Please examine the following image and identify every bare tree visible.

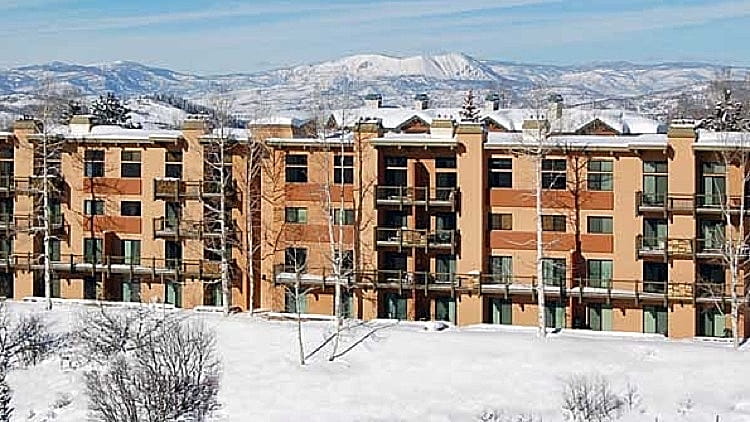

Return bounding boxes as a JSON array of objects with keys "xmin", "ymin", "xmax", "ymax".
[
  {"xmin": 697, "ymin": 88, "xmax": 750, "ymax": 348},
  {"xmin": 561, "ymin": 374, "xmax": 626, "ymax": 422},
  {"xmin": 83, "ymin": 313, "xmax": 220, "ymax": 421}
]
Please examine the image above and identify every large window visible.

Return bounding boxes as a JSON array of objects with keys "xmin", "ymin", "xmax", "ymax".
[
  {"xmin": 84, "ymin": 200, "xmax": 105, "ymax": 216},
  {"xmin": 122, "ymin": 239, "xmax": 141, "ymax": 265},
  {"xmin": 165, "ymin": 241, "xmax": 182, "ymax": 269},
  {"xmin": 284, "ymin": 247, "xmax": 307, "ymax": 273},
  {"xmin": 700, "ymin": 161, "xmax": 726, "ymax": 207},
  {"xmin": 121, "ymin": 150, "xmax": 141, "ymax": 178},
  {"xmin": 285, "ymin": 207, "xmax": 308, "ymax": 224},
  {"xmin": 333, "ymin": 155, "xmax": 353, "ymax": 184},
  {"xmin": 285, "ymin": 154, "xmax": 308, "ymax": 183},
  {"xmin": 587, "ymin": 160, "xmax": 613, "ymax": 191},
  {"xmin": 587, "ymin": 259, "xmax": 612, "ymax": 288},
  {"xmin": 165, "ymin": 150, "xmax": 183, "ymax": 179},
  {"xmin": 332, "ymin": 208, "xmax": 355, "ymax": 225},
  {"xmin": 335, "ymin": 249, "xmax": 354, "ymax": 273},
  {"xmin": 384, "ymin": 157, "xmax": 407, "ymax": 186},
  {"xmin": 84, "ymin": 238, "xmax": 103, "ymax": 264},
  {"xmin": 0, "ymin": 147, "xmax": 13, "ymax": 190},
  {"xmin": 588, "ymin": 216, "xmax": 613, "ymax": 234},
  {"xmin": 120, "ymin": 201, "xmax": 141, "ymax": 217},
  {"xmin": 489, "ymin": 158, "xmax": 512, "ymax": 188},
  {"xmin": 542, "ymin": 159, "xmax": 566, "ymax": 190},
  {"xmin": 542, "ymin": 258, "xmax": 566, "ymax": 286},
  {"xmin": 489, "ymin": 256, "xmax": 512, "ymax": 283},
  {"xmin": 490, "ymin": 213, "xmax": 512, "ymax": 230},
  {"xmin": 84, "ymin": 150, "xmax": 104, "ymax": 177},
  {"xmin": 542, "ymin": 215, "xmax": 566, "ymax": 232},
  {"xmin": 643, "ymin": 161, "xmax": 667, "ymax": 206}
]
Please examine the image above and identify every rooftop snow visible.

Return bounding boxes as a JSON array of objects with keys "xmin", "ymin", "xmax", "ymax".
[
  {"xmin": 694, "ymin": 129, "xmax": 750, "ymax": 149},
  {"xmin": 65, "ymin": 125, "xmax": 182, "ymax": 141},
  {"xmin": 485, "ymin": 132, "xmax": 667, "ymax": 150},
  {"xmin": 248, "ymin": 116, "xmax": 308, "ymax": 127}
]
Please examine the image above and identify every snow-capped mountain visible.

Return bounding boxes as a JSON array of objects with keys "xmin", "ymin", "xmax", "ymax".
[{"xmin": 0, "ymin": 53, "xmax": 747, "ymax": 120}]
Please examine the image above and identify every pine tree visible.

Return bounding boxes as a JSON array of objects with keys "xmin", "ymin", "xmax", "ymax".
[
  {"xmin": 91, "ymin": 92, "xmax": 132, "ymax": 126},
  {"xmin": 0, "ymin": 369, "xmax": 12, "ymax": 422},
  {"xmin": 460, "ymin": 90, "xmax": 480, "ymax": 122}
]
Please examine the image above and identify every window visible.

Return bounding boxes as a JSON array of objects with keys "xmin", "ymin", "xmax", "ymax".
[
  {"xmin": 489, "ymin": 256, "xmax": 512, "ymax": 283},
  {"xmin": 542, "ymin": 159, "xmax": 566, "ymax": 189},
  {"xmin": 643, "ymin": 262, "xmax": 667, "ymax": 293},
  {"xmin": 120, "ymin": 201, "xmax": 141, "ymax": 217},
  {"xmin": 490, "ymin": 213, "xmax": 512, "ymax": 230},
  {"xmin": 643, "ymin": 161, "xmax": 667, "ymax": 206},
  {"xmin": 488, "ymin": 298, "xmax": 512, "ymax": 324},
  {"xmin": 542, "ymin": 215, "xmax": 566, "ymax": 232},
  {"xmin": 0, "ymin": 237, "xmax": 11, "ymax": 259},
  {"xmin": 0, "ymin": 198, "xmax": 12, "ymax": 221},
  {"xmin": 384, "ymin": 156, "xmax": 407, "ymax": 186},
  {"xmin": 122, "ymin": 240, "xmax": 141, "ymax": 265},
  {"xmin": 334, "ymin": 155, "xmax": 353, "ymax": 184},
  {"xmin": 165, "ymin": 241, "xmax": 182, "ymax": 269},
  {"xmin": 84, "ymin": 238, "xmax": 103, "ymax": 264},
  {"xmin": 335, "ymin": 249, "xmax": 354, "ymax": 273},
  {"xmin": 588, "ymin": 303, "xmax": 613, "ymax": 331},
  {"xmin": 435, "ymin": 254, "xmax": 456, "ymax": 283},
  {"xmin": 285, "ymin": 154, "xmax": 308, "ymax": 183},
  {"xmin": 587, "ymin": 259, "xmax": 612, "ymax": 288},
  {"xmin": 643, "ymin": 305, "xmax": 668, "ymax": 335},
  {"xmin": 385, "ymin": 157, "xmax": 407, "ymax": 168},
  {"xmin": 165, "ymin": 150, "xmax": 182, "ymax": 179},
  {"xmin": 587, "ymin": 160, "xmax": 613, "ymax": 191},
  {"xmin": 489, "ymin": 158, "xmax": 512, "ymax": 188},
  {"xmin": 542, "ymin": 258, "xmax": 566, "ymax": 286},
  {"xmin": 700, "ymin": 161, "xmax": 726, "ymax": 207},
  {"xmin": 285, "ymin": 207, "xmax": 308, "ymax": 224},
  {"xmin": 49, "ymin": 239, "xmax": 60, "ymax": 262},
  {"xmin": 121, "ymin": 150, "xmax": 141, "ymax": 178},
  {"xmin": 588, "ymin": 216, "xmax": 613, "ymax": 234},
  {"xmin": 84, "ymin": 150, "xmax": 104, "ymax": 177},
  {"xmin": 332, "ymin": 208, "xmax": 355, "ymax": 225},
  {"xmin": 0, "ymin": 147, "xmax": 13, "ymax": 190},
  {"xmin": 284, "ymin": 247, "xmax": 307, "ymax": 273},
  {"xmin": 435, "ymin": 157, "xmax": 456, "ymax": 169},
  {"xmin": 435, "ymin": 297, "xmax": 456, "ymax": 323},
  {"xmin": 84, "ymin": 200, "xmax": 105, "ymax": 216},
  {"xmin": 0, "ymin": 273, "xmax": 12, "ymax": 299}
]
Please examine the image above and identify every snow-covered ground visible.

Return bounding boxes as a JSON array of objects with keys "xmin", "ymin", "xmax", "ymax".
[{"xmin": 6, "ymin": 301, "xmax": 750, "ymax": 421}]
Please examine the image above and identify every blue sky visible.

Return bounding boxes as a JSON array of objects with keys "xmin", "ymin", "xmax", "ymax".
[{"xmin": 1, "ymin": 0, "xmax": 749, "ymax": 73}]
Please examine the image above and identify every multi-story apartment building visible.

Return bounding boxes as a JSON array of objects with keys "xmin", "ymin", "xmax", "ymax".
[
  {"xmin": 0, "ymin": 115, "xmax": 255, "ymax": 310},
  {"xmin": 260, "ymin": 94, "xmax": 750, "ymax": 339}
]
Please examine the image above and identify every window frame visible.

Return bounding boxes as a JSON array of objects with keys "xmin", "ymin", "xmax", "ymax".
[
  {"xmin": 284, "ymin": 207, "xmax": 308, "ymax": 224},
  {"xmin": 490, "ymin": 213, "xmax": 512, "ymax": 230},
  {"xmin": 542, "ymin": 159, "xmax": 567, "ymax": 190},
  {"xmin": 120, "ymin": 150, "xmax": 141, "ymax": 178},
  {"xmin": 120, "ymin": 201, "xmax": 142, "ymax": 217},
  {"xmin": 489, "ymin": 157, "xmax": 512, "ymax": 188},
  {"xmin": 84, "ymin": 199, "xmax": 105, "ymax": 216},
  {"xmin": 285, "ymin": 154, "xmax": 308, "ymax": 183},
  {"xmin": 587, "ymin": 159, "xmax": 613, "ymax": 191},
  {"xmin": 84, "ymin": 150, "xmax": 105, "ymax": 178},
  {"xmin": 333, "ymin": 155, "xmax": 354, "ymax": 184},
  {"xmin": 541, "ymin": 215, "xmax": 566, "ymax": 232},
  {"xmin": 587, "ymin": 216, "xmax": 613, "ymax": 234},
  {"xmin": 332, "ymin": 208, "xmax": 355, "ymax": 225}
]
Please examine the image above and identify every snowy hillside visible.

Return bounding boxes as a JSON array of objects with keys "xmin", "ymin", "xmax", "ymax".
[
  {"xmin": 0, "ymin": 53, "xmax": 748, "ymax": 119},
  {"xmin": 6, "ymin": 301, "xmax": 750, "ymax": 421}
]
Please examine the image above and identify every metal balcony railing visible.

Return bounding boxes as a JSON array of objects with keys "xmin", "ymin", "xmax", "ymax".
[
  {"xmin": 375, "ymin": 227, "xmax": 458, "ymax": 250},
  {"xmin": 375, "ymin": 185, "xmax": 459, "ymax": 209},
  {"xmin": 153, "ymin": 178, "xmax": 237, "ymax": 201},
  {"xmin": 636, "ymin": 235, "xmax": 693, "ymax": 259}
]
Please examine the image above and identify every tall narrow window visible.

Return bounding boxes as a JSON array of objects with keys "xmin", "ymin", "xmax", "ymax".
[
  {"xmin": 587, "ymin": 160, "xmax": 613, "ymax": 191},
  {"xmin": 285, "ymin": 154, "xmax": 308, "ymax": 183},
  {"xmin": 122, "ymin": 239, "xmax": 141, "ymax": 265},
  {"xmin": 334, "ymin": 155, "xmax": 353, "ymax": 184},
  {"xmin": 700, "ymin": 161, "xmax": 726, "ymax": 207},
  {"xmin": 121, "ymin": 150, "xmax": 141, "ymax": 178},
  {"xmin": 0, "ymin": 146, "xmax": 13, "ymax": 190},
  {"xmin": 84, "ymin": 238, "xmax": 103, "ymax": 264},
  {"xmin": 165, "ymin": 240, "xmax": 182, "ymax": 269},
  {"xmin": 643, "ymin": 161, "xmax": 668, "ymax": 207},
  {"xmin": 84, "ymin": 150, "xmax": 105, "ymax": 177},
  {"xmin": 542, "ymin": 159, "xmax": 566, "ymax": 190},
  {"xmin": 587, "ymin": 259, "xmax": 613, "ymax": 288},
  {"xmin": 165, "ymin": 150, "xmax": 183, "ymax": 179},
  {"xmin": 284, "ymin": 247, "xmax": 307, "ymax": 273},
  {"xmin": 489, "ymin": 158, "xmax": 512, "ymax": 188},
  {"xmin": 542, "ymin": 258, "xmax": 566, "ymax": 286}
]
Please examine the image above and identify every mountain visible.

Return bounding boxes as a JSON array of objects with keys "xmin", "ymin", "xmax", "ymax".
[{"xmin": 0, "ymin": 53, "xmax": 748, "ymax": 123}]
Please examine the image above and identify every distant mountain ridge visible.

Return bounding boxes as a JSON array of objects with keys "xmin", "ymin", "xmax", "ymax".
[{"xmin": 0, "ymin": 52, "xmax": 748, "ymax": 118}]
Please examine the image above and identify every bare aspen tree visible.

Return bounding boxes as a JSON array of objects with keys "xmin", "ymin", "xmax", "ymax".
[
  {"xmin": 205, "ymin": 94, "xmax": 237, "ymax": 315},
  {"xmin": 698, "ymin": 87, "xmax": 750, "ymax": 348}
]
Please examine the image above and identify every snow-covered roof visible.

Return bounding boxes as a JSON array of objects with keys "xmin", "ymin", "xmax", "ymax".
[
  {"xmin": 694, "ymin": 129, "xmax": 750, "ymax": 150},
  {"xmin": 205, "ymin": 128, "xmax": 250, "ymax": 141},
  {"xmin": 371, "ymin": 132, "xmax": 458, "ymax": 147},
  {"xmin": 485, "ymin": 133, "xmax": 667, "ymax": 151},
  {"xmin": 330, "ymin": 106, "xmax": 665, "ymax": 135},
  {"xmin": 62, "ymin": 125, "xmax": 182, "ymax": 142},
  {"xmin": 248, "ymin": 116, "xmax": 309, "ymax": 127},
  {"xmin": 267, "ymin": 132, "xmax": 353, "ymax": 147}
]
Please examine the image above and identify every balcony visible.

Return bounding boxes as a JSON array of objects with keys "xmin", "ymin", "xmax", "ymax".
[
  {"xmin": 375, "ymin": 228, "xmax": 458, "ymax": 251},
  {"xmin": 153, "ymin": 217, "xmax": 240, "ymax": 240},
  {"xmin": 153, "ymin": 178, "xmax": 237, "ymax": 201},
  {"xmin": 15, "ymin": 176, "xmax": 64, "ymax": 196},
  {"xmin": 636, "ymin": 235, "xmax": 693, "ymax": 259},
  {"xmin": 375, "ymin": 186, "xmax": 459, "ymax": 210},
  {"xmin": 0, "ymin": 176, "xmax": 14, "ymax": 196},
  {"xmin": 635, "ymin": 192, "xmax": 693, "ymax": 214},
  {"xmin": 695, "ymin": 194, "xmax": 750, "ymax": 214}
]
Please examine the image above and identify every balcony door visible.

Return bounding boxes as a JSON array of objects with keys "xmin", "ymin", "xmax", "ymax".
[
  {"xmin": 643, "ymin": 262, "xmax": 667, "ymax": 293},
  {"xmin": 643, "ymin": 219, "xmax": 667, "ymax": 250},
  {"xmin": 435, "ymin": 254, "xmax": 455, "ymax": 283},
  {"xmin": 643, "ymin": 161, "xmax": 667, "ymax": 206},
  {"xmin": 383, "ymin": 292, "xmax": 407, "ymax": 320},
  {"xmin": 643, "ymin": 305, "xmax": 668, "ymax": 335},
  {"xmin": 435, "ymin": 297, "xmax": 456, "ymax": 323},
  {"xmin": 700, "ymin": 161, "xmax": 726, "ymax": 207}
]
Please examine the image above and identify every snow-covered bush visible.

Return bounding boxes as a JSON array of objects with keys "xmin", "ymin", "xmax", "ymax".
[
  {"xmin": 0, "ymin": 369, "xmax": 11, "ymax": 422},
  {"xmin": 478, "ymin": 409, "xmax": 539, "ymax": 422},
  {"xmin": 83, "ymin": 313, "xmax": 221, "ymax": 422},
  {"xmin": 561, "ymin": 374, "xmax": 626, "ymax": 422}
]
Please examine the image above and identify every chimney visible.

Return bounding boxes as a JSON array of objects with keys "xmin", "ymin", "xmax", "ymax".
[
  {"xmin": 413, "ymin": 93, "xmax": 429, "ymax": 110},
  {"xmin": 430, "ymin": 117, "xmax": 455, "ymax": 138},
  {"xmin": 69, "ymin": 115, "xmax": 94, "ymax": 135},
  {"xmin": 547, "ymin": 93, "xmax": 564, "ymax": 120},
  {"xmin": 484, "ymin": 93, "xmax": 500, "ymax": 111},
  {"xmin": 364, "ymin": 93, "xmax": 382, "ymax": 109}
]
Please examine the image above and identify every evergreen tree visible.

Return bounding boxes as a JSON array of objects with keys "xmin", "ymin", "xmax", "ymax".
[
  {"xmin": 460, "ymin": 90, "xmax": 480, "ymax": 122},
  {"xmin": 91, "ymin": 93, "xmax": 132, "ymax": 126}
]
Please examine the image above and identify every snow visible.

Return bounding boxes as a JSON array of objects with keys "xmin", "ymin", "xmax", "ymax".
[
  {"xmin": 695, "ymin": 129, "xmax": 750, "ymax": 149},
  {"xmin": 6, "ymin": 301, "xmax": 750, "ymax": 421},
  {"xmin": 64, "ymin": 124, "xmax": 183, "ymax": 141},
  {"xmin": 485, "ymin": 133, "xmax": 667, "ymax": 150}
]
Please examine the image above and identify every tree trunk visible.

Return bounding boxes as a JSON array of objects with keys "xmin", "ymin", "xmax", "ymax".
[{"xmin": 535, "ymin": 155, "xmax": 547, "ymax": 338}]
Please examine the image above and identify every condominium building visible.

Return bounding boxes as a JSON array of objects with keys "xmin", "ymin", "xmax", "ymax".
[
  {"xmin": 260, "ymin": 94, "xmax": 749, "ymax": 339},
  {"xmin": 0, "ymin": 115, "xmax": 255, "ymax": 310}
]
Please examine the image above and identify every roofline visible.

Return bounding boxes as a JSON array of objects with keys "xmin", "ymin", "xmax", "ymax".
[
  {"xmin": 370, "ymin": 137, "xmax": 458, "ymax": 148},
  {"xmin": 266, "ymin": 138, "xmax": 354, "ymax": 148}
]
